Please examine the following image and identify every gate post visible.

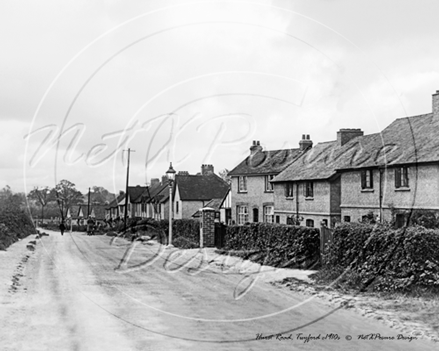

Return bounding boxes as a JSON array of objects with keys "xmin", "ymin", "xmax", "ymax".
[{"xmin": 200, "ymin": 207, "xmax": 215, "ymax": 247}]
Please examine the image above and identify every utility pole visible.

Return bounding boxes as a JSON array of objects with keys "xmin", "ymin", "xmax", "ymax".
[
  {"xmin": 123, "ymin": 148, "xmax": 135, "ymax": 231},
  {"xmin": 87, "ymin": 187, "xmax": 91, "ymax": 217}
]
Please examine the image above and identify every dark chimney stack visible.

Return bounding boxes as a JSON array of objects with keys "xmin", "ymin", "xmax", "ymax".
[
  {"xmin": 201, "ymin": 164, "xmax": 214, "ymax": 176},
  {"xmin": 299, "ymin": 134, "xmax": 313, "ymax": 151},
  {"xmin": 250, "ymin": 140, "xmax": 263, "ymax": 155},
  {"xmin": 337, "ymin": 129, "xmax": 364, "ymax": 146},
  {"xmin": 161, "ymin": 175, "xmax": 168, "ymax": 185}
]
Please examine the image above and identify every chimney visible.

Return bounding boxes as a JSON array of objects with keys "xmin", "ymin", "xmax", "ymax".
[
  {"xmin": 201, "ymin": 164, "xmax": 214, "ymax": 176},
  {"xmin": 337, "ymin": 129, "xmax": 364, "ymax": 146},
  {"xmin": 299, "ymin": 134, "xmax": 313, "ymax": 151},
  {"xmin": 250, "ymin": 140, "xmax": 263, "ymax": 155},
  {"xmin": 150, "ymin": 178, "xmax": 160, "ymax": 187},
  {"xmin": 161, "ymin": 175, "xmax": 168, "ymax": 185},
  {"xmin": 433, "ymin": 90, "xmax": 439, "ymax": 117}
]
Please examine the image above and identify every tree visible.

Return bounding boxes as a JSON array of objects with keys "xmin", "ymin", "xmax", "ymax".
[
  {"xmin": 218, "ymin": 168, "xmax": 231, "ymax": 185},
  {"xmin": 27, "ymin": 186, "xmax": 52, "ymax": 221},
  {"xmin": 54, "ymin": 180, "xmax": 83, "ymax": 220}
]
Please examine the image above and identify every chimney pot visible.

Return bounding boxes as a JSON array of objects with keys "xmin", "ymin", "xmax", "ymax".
[{"xmin": 299, "ymin": 135, "xmax": 313, "ymax": 151}]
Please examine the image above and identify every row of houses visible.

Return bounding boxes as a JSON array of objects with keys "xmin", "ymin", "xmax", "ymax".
[
  {"xmin": 105, "ymin": 165, "xmax": 231, "ymax": 223},
  {"xmin": 104, "ymin": 91, "xmax": 439, "ymax": 229},
  {"xmin": 229, "ymin": 91, "xmax": 439, "ymax": 228}
]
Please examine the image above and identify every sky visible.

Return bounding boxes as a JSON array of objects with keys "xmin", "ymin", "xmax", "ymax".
[{"xmin": 1, "ymin": 0, "xmax": 438, "ymax": 195}]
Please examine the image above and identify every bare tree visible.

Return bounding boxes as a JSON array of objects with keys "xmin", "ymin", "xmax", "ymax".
[{"xmin": 27, "ymin": 186, "xmax": 52, "ymax": 221}]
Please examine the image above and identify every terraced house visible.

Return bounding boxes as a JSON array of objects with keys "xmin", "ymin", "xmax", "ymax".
[
  {"xmin": 337, "ymin": 91, "xmax": 439, "ymax": 225},
  {"xmin": 271, "ymin": 91, "xmax": 439, "ymax": 227},
  {"xmin": 228, "ymin": 140, "xmax": 306, "ymax": 224}
]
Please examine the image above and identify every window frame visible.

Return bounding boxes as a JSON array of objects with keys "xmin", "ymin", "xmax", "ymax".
[
  {"xmin": 361, "ymin": 169, "xmax": 373, "ymax": 189},
  {"xmin": 238, "ymin": 176, "xmax": 248, "ymax": 193},
  {"xmin": 285, "ymin": 182, "xmax": 294, "ymax": 198},
  {"xmin": 265, "ymin": 174, "xmax": 275, "ymax": 192},
  {"xmin": 237, "ymin": 205, "xmax": 249, "ymax": 224},
  {"xmin": 305, "ymin": 219, "xmax": 314, "ymax": 227},
  {"xmin": 304, "ymin": 181, "xmax": 314, "ymax": 198},
  {"xmin": 263, "ymin": 205, "xmax": 274, "ymax": 223},
  {"xmin": 395, "ymin": 167, "xmax": 409, "ymax": 189}
]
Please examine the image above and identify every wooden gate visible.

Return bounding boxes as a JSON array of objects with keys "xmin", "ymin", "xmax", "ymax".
[
  {"xmin": 214, "ymin": 223, "xmax": 226, "ymax": 248},
  {"xmin": 320, "ymin": 226, "xmax": 333, "ymax": 257}
]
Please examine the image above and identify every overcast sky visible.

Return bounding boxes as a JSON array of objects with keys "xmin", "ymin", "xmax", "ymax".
[{"xmin": 1, "ymin": 0, "xmax": 438, "ymax": 195}]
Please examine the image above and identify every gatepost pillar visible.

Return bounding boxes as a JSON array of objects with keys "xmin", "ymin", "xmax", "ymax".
[{"xmin": 200, "ymin": 207, "xmax": 215, "ymax": 247}]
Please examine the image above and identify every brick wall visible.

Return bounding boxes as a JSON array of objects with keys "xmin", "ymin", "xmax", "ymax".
[{"xmin": 201, "ymin": 209, "xmax": 215, "ymax": 247}]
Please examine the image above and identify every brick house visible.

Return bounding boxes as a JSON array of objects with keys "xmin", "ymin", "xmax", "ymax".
[
  {"xmin": 173, "ymin": 165, "xmax": 229, "ymax": 220},
  {"xmin": 337, "ymin": 91, "xmax": 439, "ymax": 225},
  {"xmin": 228, "ymin": 140, "xmax": 305, "ymax": 224},
  {"xmin": 271, "ymin": 130, "xmax": 364, "ymax": 227}
]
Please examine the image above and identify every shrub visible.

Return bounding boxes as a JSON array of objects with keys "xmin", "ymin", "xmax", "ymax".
[
  {"xmin": 224, "ymin": 223, "xmax": 320, "ymax": 269},
  {"xmin": 0, "ymin": 199, "xmax": 35, "ymax": 250}
]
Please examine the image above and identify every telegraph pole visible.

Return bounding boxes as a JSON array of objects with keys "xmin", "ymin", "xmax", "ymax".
[{"xmin": 123, "ymin": 148, "xmax": 135, "ymax": 231}]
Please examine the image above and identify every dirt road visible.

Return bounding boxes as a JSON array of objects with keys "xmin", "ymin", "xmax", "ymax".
[{"xmin": 0, "ymin": 231, "xmax": 436, "ymax": 351}]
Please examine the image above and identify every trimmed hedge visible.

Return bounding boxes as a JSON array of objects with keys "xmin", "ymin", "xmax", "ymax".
[
  {"xmin": 130, "ymin": 218, "xmax": 200, "ymax": 249},
  {"xmin": 0, "ymin": 201, "xmax": 36, "ymax": 250},
  {"xmin": 223, "ymin": 223, "xmax": 320, "ymax": 269},
  {"xmin": 321, "ymin": 223, "xmax": 439, "ymax": 292}
]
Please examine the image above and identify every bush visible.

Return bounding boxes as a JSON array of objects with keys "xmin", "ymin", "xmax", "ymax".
[
  {"xmin": 320, "ymin": 223, "xmax": 439, "ymax": 293},
  {"xmin": 224, "ymin": 223, "xmax": 320, "ymax": 269},
  {"xmin": 0, "ymin": 199, "xmax": 35, "ymax": 250}
]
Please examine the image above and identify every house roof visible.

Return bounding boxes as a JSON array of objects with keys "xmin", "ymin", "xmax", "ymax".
[
  {"xmin": 144, "ymin": 183, "xmax": 168, "ymax": 203},
  {"xmin": 191, "ymin": 198, "xmax": 223, "ymax": 218},
  {"xmin": 175, "ymin": 174, "xmax": 229, "ymax": 201},
  {"xmin": 128, "ymin": 186, "xmax": 147, "ymax": 203},
  {"xmin": 273, "ymin": 113, "xmax": 439, "ymax": 182},
  {"xmin": 106, "ymin": 193, "xmax": 125, "ymax": 209},
  {"xmin": 228, "ymin": 148, "xmax": 305, "ymax": 176}
]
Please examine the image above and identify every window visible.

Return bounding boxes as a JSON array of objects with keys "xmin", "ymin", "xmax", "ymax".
[
  {"xmin": 304, "ymin": 181, "xmax": 314, "ymax": 198},
  {"xmin": 264, "ymin": 206, "xmax": 274, "ymax": 223},
  {"xmin": 306, "ymin": 219, "xmax": 314, "ymax": 227},
  {"xmin": 361, "ymin": 170, "xmax": 373, "ymax": 189},
  {"xmin": 275, "ymin": 215, "xmax": 280, "ymax": 224},
  {"xmin": 321, "ymin": 219, "xmax": 328, "ymax": 227},
  {"xmin": 238, "ymin": 176, "xmax": 247, "ymax": 192},
  {"xmin": 265, "ymin": 175, "xmax": 275, "ymax": 192},
  {"xmin": 237, "ymin": 206, "xmax": 248, "ymax": 224},
  {"xmin": 395, "ymin": 167, "xmax": 409, "ymax": 188},
  {"xmin": 344, "ymin": 216, "xmax": 351, "ymax": 222},
  {"xmin": 285, "ymin": 182, "xmax": 294, "ymax": 197},
  {"xmin": 175, "ymin": 201, "xmax": 179, "ymax": 214},
  {"xmin": 395, "ymin": 213, "xmax": 406, "ymax": 228}
]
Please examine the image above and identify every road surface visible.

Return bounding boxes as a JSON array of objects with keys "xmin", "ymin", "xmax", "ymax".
[{"xmin": 0, "ymin": 230, "xmax": 436, "ymax": 350}]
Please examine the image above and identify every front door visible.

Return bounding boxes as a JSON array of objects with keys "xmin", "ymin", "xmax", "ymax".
[{"xmin": 253, "ymin": 208, "xmax": 259, "ymax": 222}]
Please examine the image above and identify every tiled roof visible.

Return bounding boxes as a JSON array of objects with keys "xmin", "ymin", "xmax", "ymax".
[
  {"xmin": 144, "ymin": 183, "xmax": 168, "ymax": 203},
  {"xmin": 228, "ymin": 148, "xmax": 305, "ymax": 176},
  {"xmin": 106, "ymin": 193, "xmax": 125, "ymax": 209},
  {"xmin": 128, "ymin": 186, "xmax": 147, "ymax": 203},
  {"xmin": 191, "ymin": 198, "xmax": 223, "ymax": 218},
  {"xmin": 175, "ymin": 174, "xmax": 229, "ymax": 201},
  {"xmin": 273, "ymin": 113, "xmax": 439, "ymax": 182}
]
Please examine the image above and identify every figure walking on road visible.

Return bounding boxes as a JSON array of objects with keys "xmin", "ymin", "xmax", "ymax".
[{"xmin": 59, "ymin": 221, "xmax": 66, "ymax": 236}]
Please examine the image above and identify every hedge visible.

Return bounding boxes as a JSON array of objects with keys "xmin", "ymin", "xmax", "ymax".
[
  {"xmin": 223, "ymin": 223, "xmax": 320, "ymax": 269},
  {"xmin": 0, "ymin": 201, "xmax": 36, "ymax": 250},
  {"xmin": 128, "ymin": 218, "xmax": 200, "ymax": 249},
  {"xmin": 321, "ymin": 223, "xmax": 439, "ymax": 292}
]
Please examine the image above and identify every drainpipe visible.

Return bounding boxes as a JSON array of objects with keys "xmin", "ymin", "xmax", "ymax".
[{"xmin": 296, "ymin": 182, "xmax": 300, "ymax": 220}]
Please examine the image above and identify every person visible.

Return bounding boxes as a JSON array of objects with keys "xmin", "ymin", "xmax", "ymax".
[
  {"xmin": 59, "ymin": 221, "xmax": 66, "ymax": 236},
  {"xmin": 86, "ymin": 216, "xmax": 95, "ymax": 236}
]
